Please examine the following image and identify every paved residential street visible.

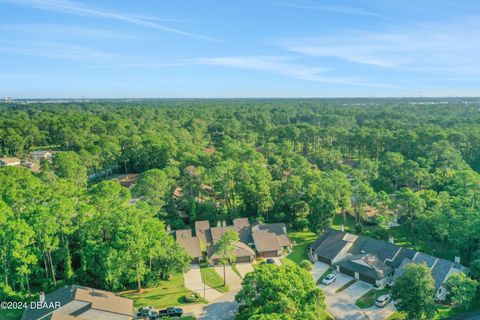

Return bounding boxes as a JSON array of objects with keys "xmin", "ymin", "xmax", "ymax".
[
  {"xmin": 184, "ymin": 265, "xmax": 223, "ymax": 302},
  {"xmin": 200, "ymin": 291, "xmax": 238, "ymax": 320},
  {"xmin": 182, "ymin": 304, "xmax": 206, "ymax": 319},
  {"xmin": 364, "ymin": 302, "xmax": 397, "ymax": 320}
]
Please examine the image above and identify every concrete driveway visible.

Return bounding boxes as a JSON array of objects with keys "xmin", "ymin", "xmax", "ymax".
[
  {"xmin": 319, "ymin": 272, "xmax": 353, "ymax": 294},
  {"xmin": 214, "ymin": 265, "xmax": 243, "ymax": 290},
  {"xmin": 235, "ymin": 263, "xmax": 253, "ymax": 278},
  {"xmin": 311, "ymin": 261, "xmax": 330, "ymax": 283},
  {"xmin": 326, "ymin": 294, "xmax": 368, "ymax": 320},
  {"xmin": 364, "ymin": 300, "xmax": 396, "ymax": 320},
  {"xmin": 184, "ymin": 265, "xmax": 223, "ymax": 302},
  {"xmin": 339, "ymin": 280, "xmax": 372, "ymax": 301},
  {"xmin": 200, "ymin": 291, "xmax": 238, "ymax": 320},
  {"xmin": 313, "ymin": 268, "xmax": 371, "ymax": 320}
]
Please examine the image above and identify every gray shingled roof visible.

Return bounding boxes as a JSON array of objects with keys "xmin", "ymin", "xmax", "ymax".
[
  {"xmin": 390, "ymin": 247, "xmax": 417, "ymax": 268},
  {"xmin": 348, "ymin": 236, "xmax": 400, "ymax": 262},
  {"xmin": 337, "ymin": 253, "xmax": 392, "ymax": 280},
  {"xmin": 313, "ymin": 229, "xmax": 351, "ymax": 260},
  {"xmin": 413, "ymin": 252, "xmax": 438, "ymax": 268},
  {"xmin": 238, "ymin": 227, "xmax": 253, "ymax": 244},
  {"xmin": 256, "ymin": 223, "xmax": 287, "ymax": 236},
  {"xmin": 309, "ymin": 228, "xmax": 336, "ymax": 251},
  {"xmin": 431, "ymin": 258, "xmax": 454, "ymax": 289}
]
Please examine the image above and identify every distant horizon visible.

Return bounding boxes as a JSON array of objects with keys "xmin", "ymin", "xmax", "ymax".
[
  {"xmin": 3, "ymin": 96, "xmax": 480, "ymax": 101},
  {"xmin": 2, "ymin": 0, "xmax": 480, "ymax": 98}
]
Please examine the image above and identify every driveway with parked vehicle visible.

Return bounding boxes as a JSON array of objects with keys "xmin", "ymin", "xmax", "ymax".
[{"xmin": 313, "ymin": 261, "xmax": 396, "ymax": 320}]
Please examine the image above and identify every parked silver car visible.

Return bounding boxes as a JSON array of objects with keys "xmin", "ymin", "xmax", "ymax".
[{"xmin": 375, "ymin": 294, "xmax": 391, "ymax": 307}]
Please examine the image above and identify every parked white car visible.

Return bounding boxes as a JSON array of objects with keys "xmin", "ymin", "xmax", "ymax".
[
  {"xmin": 375, "ymin": 294, "xmax": 391, "ymax": 307},
  {"xmin": 322, "ymin": 273, "xmax": 336, "ymax": 285}
]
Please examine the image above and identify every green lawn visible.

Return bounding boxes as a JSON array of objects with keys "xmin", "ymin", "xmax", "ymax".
[
  {"xmin": 0, "ymin": 309, "xmax": 23, "ymax": 320},
  {"xmin": 121, "ymin": 273, "xmax": 205, "ymax": 309},
  {"xmin": 316, "ymin": 267, "xmax": 334, "ymax": 285},
  {"xmin": 319, "ymin": 308, "xmax": 335, "ymax": 320},
  {"xmin": 355, "ymin": 288, "xmax": 390, "ymax": 309},
  {"xmin": 231, "ymin": 264, "xmax": 242, "ymax": 279},
  {"xmin": 200, "ymin": 267, "xmax": 229, "ymax": 293},
  {"xmin": 387, "ymin": 312, "xmax": 406, "ymax": 320},
  {"xmin": 385, "ymin": 298, "xmax": 480, "ymax": 319},
  {"xmin": 284, "ymin": 230, "xmax": 318, "ymax": 265}
]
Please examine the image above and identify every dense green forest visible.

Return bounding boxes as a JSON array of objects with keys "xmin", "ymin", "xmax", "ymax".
[{"xmin": 2, "ymin": 99, "xmax": 480, "ymax": 301}]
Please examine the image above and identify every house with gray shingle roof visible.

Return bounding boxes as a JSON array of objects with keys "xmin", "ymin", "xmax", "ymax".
[
  {"xmin": 310, "ymin": 228, "xmax": 467, "ymax": 299},
  {"xmin": 336, "ymin": 253, "xmax": 393, "ymax": 287}
]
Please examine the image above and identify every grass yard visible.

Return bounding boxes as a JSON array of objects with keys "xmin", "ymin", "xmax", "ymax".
[
  {"xmin": 316, "ymin": 267, "xmax": 334, "ymax": 285},
  {"xmin": 284, "ymin": 230, "xmax": 318, "ymax": 265},
  {"xmin": 200, "ymin": 267, "xmax": 229, "ymax": 293},
  {"xmin": 335, "ymin": 279, "xmax": 357, "ymax": 293},
  {"xmin": 121, "ymin": 273, "xmax": 205, "ymax": 310},
  {"xmin": 385, "ymin": 298, "xmax": 480, "ymax": 319},
  {"xmin": 319, "ymin": 308, "xmax": 335, "ymax": 320},
  {"xmin": 355, "ymin": 288, "xmax": 390, "ymax": 308},
  {"xmin": 231, "ymin": 264, "xmax": 242, "ymax": 279},
  {"xmin": 0, "ymin": 309, "xmax": 23, "ymax": 320},
  {"xmin": 387, "ymin": 312, "xmax": 406, "ymax": 320}
]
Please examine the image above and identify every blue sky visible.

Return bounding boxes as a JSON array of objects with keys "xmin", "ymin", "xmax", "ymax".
[{"xmin": 1, "ymin": 0, "xmax": 480, "ymax": 98}]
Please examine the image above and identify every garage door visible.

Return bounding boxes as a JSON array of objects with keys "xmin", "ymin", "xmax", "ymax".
[
  {"xmin": 339, "ymin": 266, "xmax": 355, "ymax": 277},
  {"xmin": 318, "ymin": 256, "xmax": 331, "ymax": 264},
  {"xmin": 359, "ymin": 273, "xmax": 376, "ymax": 285},
  {"xmin": 262, "ymin": 251, "xmax": 279, "ymax": 258},
  {"xmin": 237, "ymin": 256, "xmax": 252, "ymax": 263}
]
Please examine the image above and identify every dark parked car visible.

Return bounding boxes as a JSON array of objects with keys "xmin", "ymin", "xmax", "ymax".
[
  {"xmin": 265, "ymin": 258, "xmax": 276, "ymax": 264},
  {"xmin": 137, "ymin": 306, "xmax": 159, "ymax": 319},
  {"xmin": 158, "ymin": 307, "xmax": 184, "ymax": 317}
]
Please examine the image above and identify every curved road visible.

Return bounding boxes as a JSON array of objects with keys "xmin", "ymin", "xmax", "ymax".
[{"xmin": 200, "ymin": 291, "xmax": 238, "ymax": 320}]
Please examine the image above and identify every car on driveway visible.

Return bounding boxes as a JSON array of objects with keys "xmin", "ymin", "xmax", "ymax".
[
  {"xmin": 158, "ymin": 307, "xmax": 184, "ymax": 317},
  {"xmin": 136, "ymin": 306, "xmax": 159, "ymax": 319},
  {"xmin": 266, "ymin": 258, "xmax": 276, "ymax": 264},
  {"xmin": 322, "ymin": 273, "xmax": 336, "ymax": 285},
  {"xmin": 375, "ymin": 294, "xmax": 391, "ymax": 307}
]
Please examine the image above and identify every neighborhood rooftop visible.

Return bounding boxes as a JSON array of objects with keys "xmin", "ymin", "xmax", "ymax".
[
  {"xmin": 175, "ymin": 219, "xmax": 292, "ymax": 264},
  {"xmin": 310, "ymin": 228, "xmax": 467, "ymax": 299},
  {"xmin": 22, "ymin": 285, "xmax": 134, "ymax": 320}
]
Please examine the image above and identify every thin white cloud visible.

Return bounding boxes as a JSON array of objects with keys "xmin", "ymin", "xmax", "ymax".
[
  {"xmin": 0, "ymin": 41, "xmax": 114, "ymax": 60},
  {"xmin": 1, "ymin": 0, "xmax": 222, "ymax": 43},
  {"xmin": 276, "ymin": 1, "xmax": 383, "ymax": 17},
  {"xmin": 280, "ymin": 18, "xmax": 480, "ymax": 75},
  {"xmin": 0, "ymin": 24, "xmax": 137, "ymax": 40},
  {"xmin": 193, "ymin": 55, "xmax": 401, "ymax": 88}
]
